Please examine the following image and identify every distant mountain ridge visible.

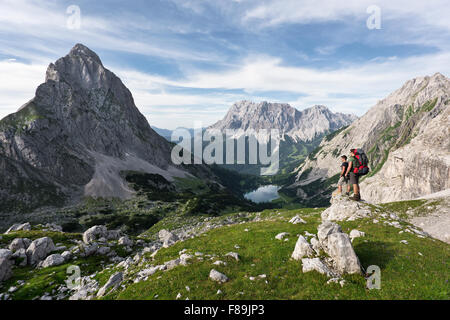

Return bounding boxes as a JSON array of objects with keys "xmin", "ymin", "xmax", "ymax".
[{"xmin": 210, "ymin": 101, "xmax": 358, "ymax": 142}]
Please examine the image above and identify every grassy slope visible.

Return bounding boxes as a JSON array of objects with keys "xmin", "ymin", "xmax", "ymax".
[
  {"xmin": 1, "ymin": 201, "xmax": 449, "ymax": 300},
  {"xmin": 111, "ymin": 206, "xmax": 449, "ymax": 300}
]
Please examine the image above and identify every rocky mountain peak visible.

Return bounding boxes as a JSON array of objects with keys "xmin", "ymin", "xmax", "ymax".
[
  {"xmin": 0, "ymin": 44, "xmax": 192, "ymax": 210},
  {"xmin": 45, "ymin": 43, "xmax": 111, "ymax": 92},
  {"xmin": 69, "ymin": 43, "xmax": 103, "ymax": 65},
  {"xmin": 210, "ymin": 101, "xmax": 357, "ymax": 142}
]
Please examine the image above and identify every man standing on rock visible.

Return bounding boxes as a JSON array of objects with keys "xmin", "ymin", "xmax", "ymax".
[
  {"xmin": 345, "ymin": 149, "xmax": 361, "ymax": 201},
  {"xmin": 337, "ymin": 155, "xmax": 350, "ymax": 196}
]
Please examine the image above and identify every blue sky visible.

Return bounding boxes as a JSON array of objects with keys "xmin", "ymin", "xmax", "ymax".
[{"xmin": 1, "ymin": 0, "xmax": 450, "ymax": 129}]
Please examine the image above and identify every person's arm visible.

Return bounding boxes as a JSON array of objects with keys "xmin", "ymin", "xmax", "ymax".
[{"xmin": 345, "ymin": 161, "xmax": 352, "ymax": 176}]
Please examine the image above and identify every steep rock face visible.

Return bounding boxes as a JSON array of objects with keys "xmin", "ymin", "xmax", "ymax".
[
  {"xmin": 210, "ymin": 101, "xmax": 357, "ymax": 142},
  {"xmin": 0, "ymin": 44, "xmax": 189, "ymax": 211},
  {"xmin": 293, "ymin": 73, "xmax": 450, "ymax": 203}
]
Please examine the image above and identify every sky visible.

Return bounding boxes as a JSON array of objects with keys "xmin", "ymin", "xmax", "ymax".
[{"xmin": 1, "ymin": 0, "xmax": 450, "ymax": 129}]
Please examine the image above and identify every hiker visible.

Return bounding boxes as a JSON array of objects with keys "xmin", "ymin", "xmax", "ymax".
[
  {"xmin": 345, "ymin": 149, "xmax": 361, "ymax": 201},
  {"xmin": 337, "ymin": 155, "xmax": 350, "ymax": 196}
]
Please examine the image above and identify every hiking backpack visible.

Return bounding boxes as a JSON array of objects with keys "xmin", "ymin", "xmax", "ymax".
[{"xmin": 353, "ymin": 148, "xmax": 370, "ymax": 176}]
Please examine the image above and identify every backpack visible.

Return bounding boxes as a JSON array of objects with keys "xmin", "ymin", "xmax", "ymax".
[{"xmin": 353, "ymin": 148, "xmax": 370, "ymax": 176}]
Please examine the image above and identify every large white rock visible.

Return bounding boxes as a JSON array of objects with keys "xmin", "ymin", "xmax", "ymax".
[
  {"xmin": 38, "ymin": 254, "xmax": 65, "ymax": 268},
  {"xmin": 349, "ymin": 230, "xmax": 365, "ymax": 241},
  {"xmin": 291, "ymin": 235, "xmax": 314, "ymax": 260},
  {"xmin": 6, "ymin": 222, "xmax": 31, "ymax": 234},
  {"xmin": 61, "ymin": 251, "xmax": 72, "ymax": 262},
  {"xmin": 317, "ymin": 221, "xmax": 342, "ymax": 248},
  {"xmin": 118, "ymin": 236, "xmax": 133, "ymax": 247},
  {"xmin": 0, "ymin": 249, "xmax": 12, "ymax": 260},
  {"xmin": 326, "ymin": 233, "xmax": 362, "ymax": 275},
  {"xmin": 275, "ymin": 232, "xmax": 289, "ymax": 240},
  {"xmin": 9, "ymin": 238, "xmax": 31, "ymax": 252},
  {"xmin": 225, "ymin": 252, "xmax": 240, "ymax": 261},
  {"xmin": 26, "ymin": 237, "xmax": 55, "ymax": 265},
  {"xmin": 158, "ymin": 229, "xmax": 179, "ymax": 248},
  {"xmin": 209, "ymin": 269, "xmax": 229, "ymax": 283},
  {"xmin": 97, "ymin": 272, "xmax": 123, "ymax": 297},
  {"xmin": 289, "ymin": 215, "xmax": 307, "ymax": 224},
  {"xmin": 0, "ymin": 258, "xmax": 13, "ymax": 282},
  {"xmin": 83, "ymin": 226, "xmax": 108, "ymax": 244},
  {"xmin": 321, "ymin": 194, "xmax": 372, "ymax": 221},
  {"xmin": 301, "ymin": 258, "xmax": 334, "ymax": 277}
]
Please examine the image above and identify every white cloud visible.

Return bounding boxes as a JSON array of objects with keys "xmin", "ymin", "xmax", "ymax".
[
  {"xmin": 115, "ymin": 50, "xmax": 450, "ymax": 124},
  {"xmin": 243, "ymin": 0, "xmax": 450, "ymax": 31},
  {"xmin": 0, "ymin": 60, "xmax": 47, "ymax": 119}
]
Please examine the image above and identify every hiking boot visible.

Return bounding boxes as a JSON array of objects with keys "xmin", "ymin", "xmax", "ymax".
[
  {"xmin": 345, "ymin": 192, "xmax": 350, "ymax": 196},
  {"xmin": 350, "ymin": 193, "xmax": 361, "ymax": 201}
]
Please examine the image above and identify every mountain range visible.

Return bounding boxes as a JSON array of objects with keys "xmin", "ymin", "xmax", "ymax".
[{"xmin": 209, "ymin": 101, "xmax": 358, "ymax": 142}]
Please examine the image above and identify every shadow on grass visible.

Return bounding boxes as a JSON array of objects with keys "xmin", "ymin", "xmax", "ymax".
[{"xmin": 354, "ymin": 241, "xmax": 397, "ymax": 271}]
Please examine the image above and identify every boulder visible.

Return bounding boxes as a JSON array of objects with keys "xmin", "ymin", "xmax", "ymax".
[
  {"xmin": 291, "ymin": 235, "xmax": 314, "ymax": 260},
  {"xmin": 26, "ymin": 237, "xmax": 55, "ymax": 265},
  {"xmin": 69, "ymin": 276, "xmax": 99, "ymax": 300},
  {"xmin": 317, "ymin": 221, "xmax": 342, "ymax": 248},
  {"xmin": 326, "ymin": 233, "xmax": 362, "ymax": 274},
  {"xmin": 97, "ymin": 272, "xmax": 123, "ymax": 297},
  {"xmin": 225, "ymin": 252, "xmax": 240, "ymax": 261},
  {"xmin": 83, "ymin": 226, "xmax": 108, "ymax": 244},
  {"xmin": 179, "ymin": 254, "xmax": 193, "ymax": 266},
  {"xmin": 209, "ymin": 269, "xmax": 229, "ymax": 283},
  {"xmin": 38, "ymin": 254, "xmax": 65, "ymax": 268},
  {"xmin": 289, "ymin": 215, "xmax": 307, "ymax": 224},
  {"xmin": 61, "ymin": 251, "xmax": 72, "ymax": 262},
  {"xmin": 301, "ymin": 258, "xmax": 334, "ymax": 277},
  {"xmin": 118, "ymin": 236, "xmax": 133, "ymax": 247},
  {"xmin": 81, "ymin": 243, "xmax": 99, "ymax": 257},
  {"xmin": 158, "ymin": 229, "xmax": 179, "ymax": 248},
  {"xmin": 321, "ymin": 194, "xmax": 372, "ymax": 221},
  {"xmin": 0, "ymin": 249, "xmax": 12, "ymax": 260},
  {"xmin": 349, "ymin": 230, "xmax": 365, "ymax": 241},
  {"xmin": 0, "ymin": 258, "xmax": 13, "ymax": 282},
  {"xmin": 8, "ymin": 238, "xmax": 31, "ymax": 252},
  {"xmin": 6, "ymin": 222, "xmax": 31, "ymax": 234},
  {"xmin": 275, "ymin": 232, "xmax": 289, "ymax": 240},
  {"xmin": 165, "ymin": 258, "xmax": 181, "ymax": 270}
]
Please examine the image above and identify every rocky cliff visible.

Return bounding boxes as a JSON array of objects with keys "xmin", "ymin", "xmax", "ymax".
[
  {"xmin": 0, "ymin": 44, "xmax": 192, "ymax": 212},
  {"xmin": 293, "ymin": 73, "xmax": 450, "ymax": 203}
]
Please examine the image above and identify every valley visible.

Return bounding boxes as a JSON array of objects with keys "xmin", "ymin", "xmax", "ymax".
[{"xmin": 0, "ymin": 44, "xmax": 449, "ymax": 301}]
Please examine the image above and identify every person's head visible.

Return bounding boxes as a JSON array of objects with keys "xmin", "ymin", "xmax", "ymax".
[
  {"xmin": 341, "ymin": 155, "xmax": 347, "ymax": 162},
  {"xmin": 350, "ymin": 149, "xmax": 356, "ymax": 156}
]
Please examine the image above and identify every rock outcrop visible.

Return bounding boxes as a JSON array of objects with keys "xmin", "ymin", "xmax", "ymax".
[
  {"xmin": 0, "ymin": 258, "xmax": 13, "ymax": 282},
  {"xmin": 321, "ymin": 194, "xmax": 372, "ymax": 221},
  {"xmin": 292, "ymin": 196, "xmax": 364, "ymax": 277},
  {"xmin": 26, "ymin": 237, "xmax": 55, "ymax": 265},
  {"xmin": 293, "ymin": 73, "xmax": 450, "ymax": 203}
]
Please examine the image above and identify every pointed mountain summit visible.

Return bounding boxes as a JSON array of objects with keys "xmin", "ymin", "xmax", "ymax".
[{"xmin": 0, "ymin": 44, "xmax": 193, "ymax": 213}]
